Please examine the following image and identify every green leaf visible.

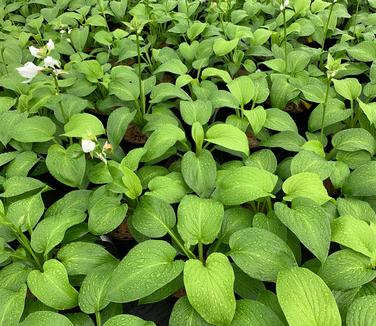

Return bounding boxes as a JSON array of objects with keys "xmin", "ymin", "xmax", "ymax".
[
  {"xmin": 319, "ymin": 249, "xmax": 376, "ymax": 290},
  {"xmin": 103, "ymin": 314, "xmax": 155, "ymax": 326},
  {"xmin": 187, "ymin": 21, "xmax": 207, "ymax": 41},
  {"xmin": 243, "ymin": 106, "xmax": 266, "ymax": 135},
  {"xmin": 31, "ymin": 211, "xmax": 86, "ymax": 255},
  {"xmin": 263, "ymin": 108, "xmax": 298, "ymax": 133},
  {"xmin": 358, "ymin": 99, "xmax": 376, "ymax": 126},
  {"xmin": 274, "ymin": 198, "xmax": 331, "ymax": 263},
  {"xmin": 5, "ymin": 151, "xmax": 38, "ymax": 178},
  {"xmin": 206, "ymin": 123, "xmax": 249, "ymax": 156},
  {"xmin": 260, "ymin": 131, "xmax": 306, "ymax": 152},
  {"xmin": 63, "ymin": 113, "xmax": 105, "ymax": 138},
  {"xmin": 214, "ymin": 166, "xmax": 278, "ymax": 205},
  {"xmin": 109, "ymin": 66, "xmax": 139, "ymax": 101},
  {"xmin": 227, "ymin": 76, "xmax": 254, "ymax": 106},
  {"xmin": 244, "ymin": 149, "xmax": 277, "ymax": 173},
  {"xmin": 169, "ymin": 297, "xmax": 211, "ymax": 326},
  {"xmin": 177, "ymin": 195, "xmax": 224, "ymax": 246},
  {"xmin": 290, "ymin": 150, "xmax": 332, "ymax": 180},
  {"xmin": 229, "ymin": 227, "xmax": 297, "ymax": 282},
  {"xmin": 107, "ymin": 107, "xmax": 136, "ymax": 150},
  {"xmin": 147, "ymin": 172, "xmax": 188, "ymax": 204},
  {"xmin": 218, "ymin": 208, "xmax": 253, "ymax": 244},
  {"xmin": 332, "ymin": 128, "xmax": 375, "ymax": 155},
  {"xmin": 78, "ymin": 262, "xmax": 117, "ymax": 314},
  {"xmin": 343, "ymin": 162, "xmax": 376, "ymax": 196},
  {"xmin": 180, "ymin": 100, "xmax": 212, "ymax": 125},
  {"xmin": 107, "ymin": 240, "xmax": 184, "ymax": 302},
  {"xmin": 45, "ymin": 190, "xmax": 91, "ymax": 217},
  {"xmin": 0, "ymin": 285, "xmax": 26, "ymax": 326},
  {"xmin": 201, "ymin": 67, "xmax": 232, "ymax": 84},
  {"xmin": 131, "ymin": 195, "xmax": 176, "ymax": 238},
  {"xmin": 76, "ymin": 60, "xmax": 103, "ymax": 83},
  {"xmin": 155, "ymin": 59, "xmax": 188, "ymax": 75},
  {"xmin": 282, "ymin": 172, "xmax": 331, "ymax": 205},
  {"xmin": 88, "ymin": 197, "xmax": 128, "ymax": 235},
  {"xmin": 331, "ymin": 216, "xmax": 376, "ymax": 259},
  {"xmin": 11, "ymin": 116, "xmax": 56, "ymax": 142},
  {"xmin": 181, "ymin": 150, "xmax": 216, "ymax": 198},
  {"xmin": 213, "ymin": 38, "xmax": 239, "ymax": 56},
  {"xmin": 184, "ymin": 253, "xmax": 236, "ymax": 326},
  {"xmin": 19, "ymin": 311, "xmax": 74, "ymax": 326},
  {"xmin": 142, "ymin": 125, "xmax": 185, "ymax": 162},
  {"xmin": 230, "ymin": 299, "xmax": 284, "ymax": 326},
  {"xmin": 347, "ymin": 41, "xmax": 376, "ymax": 62},
  {"xmin": 333, "ymin": 78, "xmax": 362, "ymax": 100},
  {"xmin": 6, "ymin": 192, "xmax": 44, "ymax": 231},
  {"xmin": 27, "ymin": 259, "xmax": 78, "ymax": 310},
  {"xmin": 0, "ymin": 176, "xmax": 45, "ymax": 198},
  {"xmin": 346, "ymin": 295, "xmax": 376, "ymax": 326},
  {"xmin": 46, "ymin": 144, "xmax": 86, "ymax": 187},
  {"xmin": 150, "ymin": 83, "xmax": 191, "ymax": 103},
  {"xmin": 337, "ymin": 198, "xmax": 376, "ymax": 224},
  {"xmin": 57, "ymin": 242, "xmax": 117, "ymax": 276},
  {"xmin": 277, "ymin": 267, "xmax": 341, "ymax": 326}
]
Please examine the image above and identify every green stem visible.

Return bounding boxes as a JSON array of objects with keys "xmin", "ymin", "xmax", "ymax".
[
  {"xmin": 320, "ymin": 2, "xmax": 335, "ymax": 67},
  {"xmin": 15, "ymin": 232, "xmax": 43, "ymax": 270},
  {"xmin": 320, "ymin": 77, "xmax": 332, "ymax": 144},
  {"xmin": 266, "ymin": 197, "xmax": 273, "ymax": 212},
  {"xmin": 95, "ymin": 311, "xmax": 102, "ymax": 326},
  {"xmin": 211, "ymin": 238, "xmax": 223, "ymax": 253},
  {"xmin": 167, "ymin": 230, "xmax": 196, "ymax": 259},
  {"xmin": 283, "ymin": 7, "xmax": 287, "ymax": 70},
  {"xmin": 198, "ymin": 242, "xmax": 204, "ymax": 264},
  {"xmin": 136, "ymin": 32, "xmax": 145, "ymax": 117}
]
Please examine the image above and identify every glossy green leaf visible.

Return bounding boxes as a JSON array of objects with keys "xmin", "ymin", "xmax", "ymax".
[
  {"xmin": 27, "ymin": 259, "xmax": 78, "ymax": 310},
  {"xmin": 177, "ymin": 195, "xmax": 224, "ymax": 246},
  {"xmin": 0, "ymin": 176, "xmax": 45, "ymax": 198},
  {"xmin": 0, "ymin": 285, "xmax": 26, "ymax": 326},
  {"xmin": 215, "ymin": 166, "xmax": 278, "ymax": 205},
  {"xmin": 180, "ymin": 100, "xmax": 212, "ymax": 125},
  {"xmin": 103, "ymin": 314, "xmax": 156, "ymax": 326},
  {"xmin": 11, "ymin": 116, "xmax": 56, "ymax": 142},
  {"xmin": 343, "ymin": 161, "xmax": 376, "ymax": 196},
  {"xmin": 346, "ymin": 295, "xmax": 376, "ymax": 326},
  {"xmin": 31, "ymin": 211, "xmax": 86, "ymax": 255},
  {"xmin": 107, "ymin": 240, "xmax": 184, "ymax": 302},
  {"xmin": 319, "ymin": 249, "xmax": 376, "ymax": 290},
  {"xmin": 333, "ymin": 78, "xmax": 362, "ymax": 100},
  {"xmin": 46, "ymin": 144, "xmax": 86, "ymax": 187},
  {"xmin": 184, "ymin": 253, "xmax": 236, "ymax": 326},
  {"xmin": 213, "ymin": 38, "xmax": 239, "ymax": 56},
  {"xmin": 274, "ymin": 198, "xmax": 331, "ymax": 263},
  {"xmin": 107, "ymin": 107, "xmax": 136, "ymax": 150},
  {"xmin": 63, "ymin": 113, "xmax": 105, "ymax": 138},
  {"xmin": 57, "ymin": 242, "xmax": 117, "ymax": 275},
  {"xmin": 332, "ymin": 128, "xmax": 375, "ymax": 155},
  {"xmin": 282, "ymin": 172, "xmax": 331, "ymax": 205},
  {"xmin": 131, "ymin": 195, "xmax": 176, "ymax": 238},
  {"xmin": 227, "ymin": 76, "xmax": 254, "ymax": 106},
  {"xmin": 277, "ymin": 267, "xmax": 341, "ymax": 326},
  {"xmin": 169, "ymin": 297, "xmax": 211, "ymax": 326},
  {"xmin": 19, "ymin": 311, "xmax": 74, "ymax": 326},
  {"xmin": 229, "ymin": 227, "xmax": 297, "ymax": 282}
]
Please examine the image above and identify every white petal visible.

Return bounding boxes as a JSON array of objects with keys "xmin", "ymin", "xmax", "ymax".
[
  {"xmin": 81, "ymin": 139, "xmax": 96, "ymax": 153},
  {"xmin": 29, "ymin": 46, "xmax": 42, "ymax": 58},
  {"xmin": 16, "ymin": 62, "xmax": 44, "ymax": 82},
  {"xmin": 46, "ymin": 39, "xmax": 55, "ymax": 51},
  {"xmin": 43, "ymin": 56, "xmax": 60, "ymax": 68}
]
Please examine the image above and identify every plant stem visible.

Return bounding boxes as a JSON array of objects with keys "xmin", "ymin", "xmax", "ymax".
[
  {"xmin": 266, "ymin": 197, "xmax": 273, "ymax": 212},
  {"xmin": 320, "ymin": 77, "xmax": 332, "ymax": 144},
  {"xmin": 320, "ymin": 2, "xmax": 335, "ymax": 67},
  {"xmin": 15, "ymin": 231, "xmax": 43, "ymax": 270},
  {"xmin": 282, "ymin": 7, "xmax": 287, "ymax": 70},
  {"xmin": 95, "ymin": 311, "xmax": 102, "ymax": 326},
  {"xmin": 198, "ymin": 242, "xmax": 204, "ymax": 264},
  {"xmin": 211, "ymin": 238, "xmax": 223, "ymax": 253},
  {"xmin": 167, "ymin": 230, "xmax": 196, "ymax": 259},
  {"xmin": 136, "ymin": 32, "xmax": 145, "ymax": 117}
]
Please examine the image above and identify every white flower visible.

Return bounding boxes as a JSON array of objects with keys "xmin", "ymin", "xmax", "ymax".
[
  {"xmin": 16, "ymin": 62, "xmax": 44, "ymax": 83},
  {"xmin": 280, "ymin": 0, "xmax": 289, "ymax": 10},
  {"xmin": 81, "ymin": 139, "xmax": 96, "ymax": 153},
  {"xmin": 43, "ymin": 56, "xmax": 60, "ymax": 68},
  {"xmin": 29, "ymin": 46, "xmax": 43, "ymax": 58},
  {"xmin": 46, "ymin": 39, "xmax": 55, "ymax": 51}
]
